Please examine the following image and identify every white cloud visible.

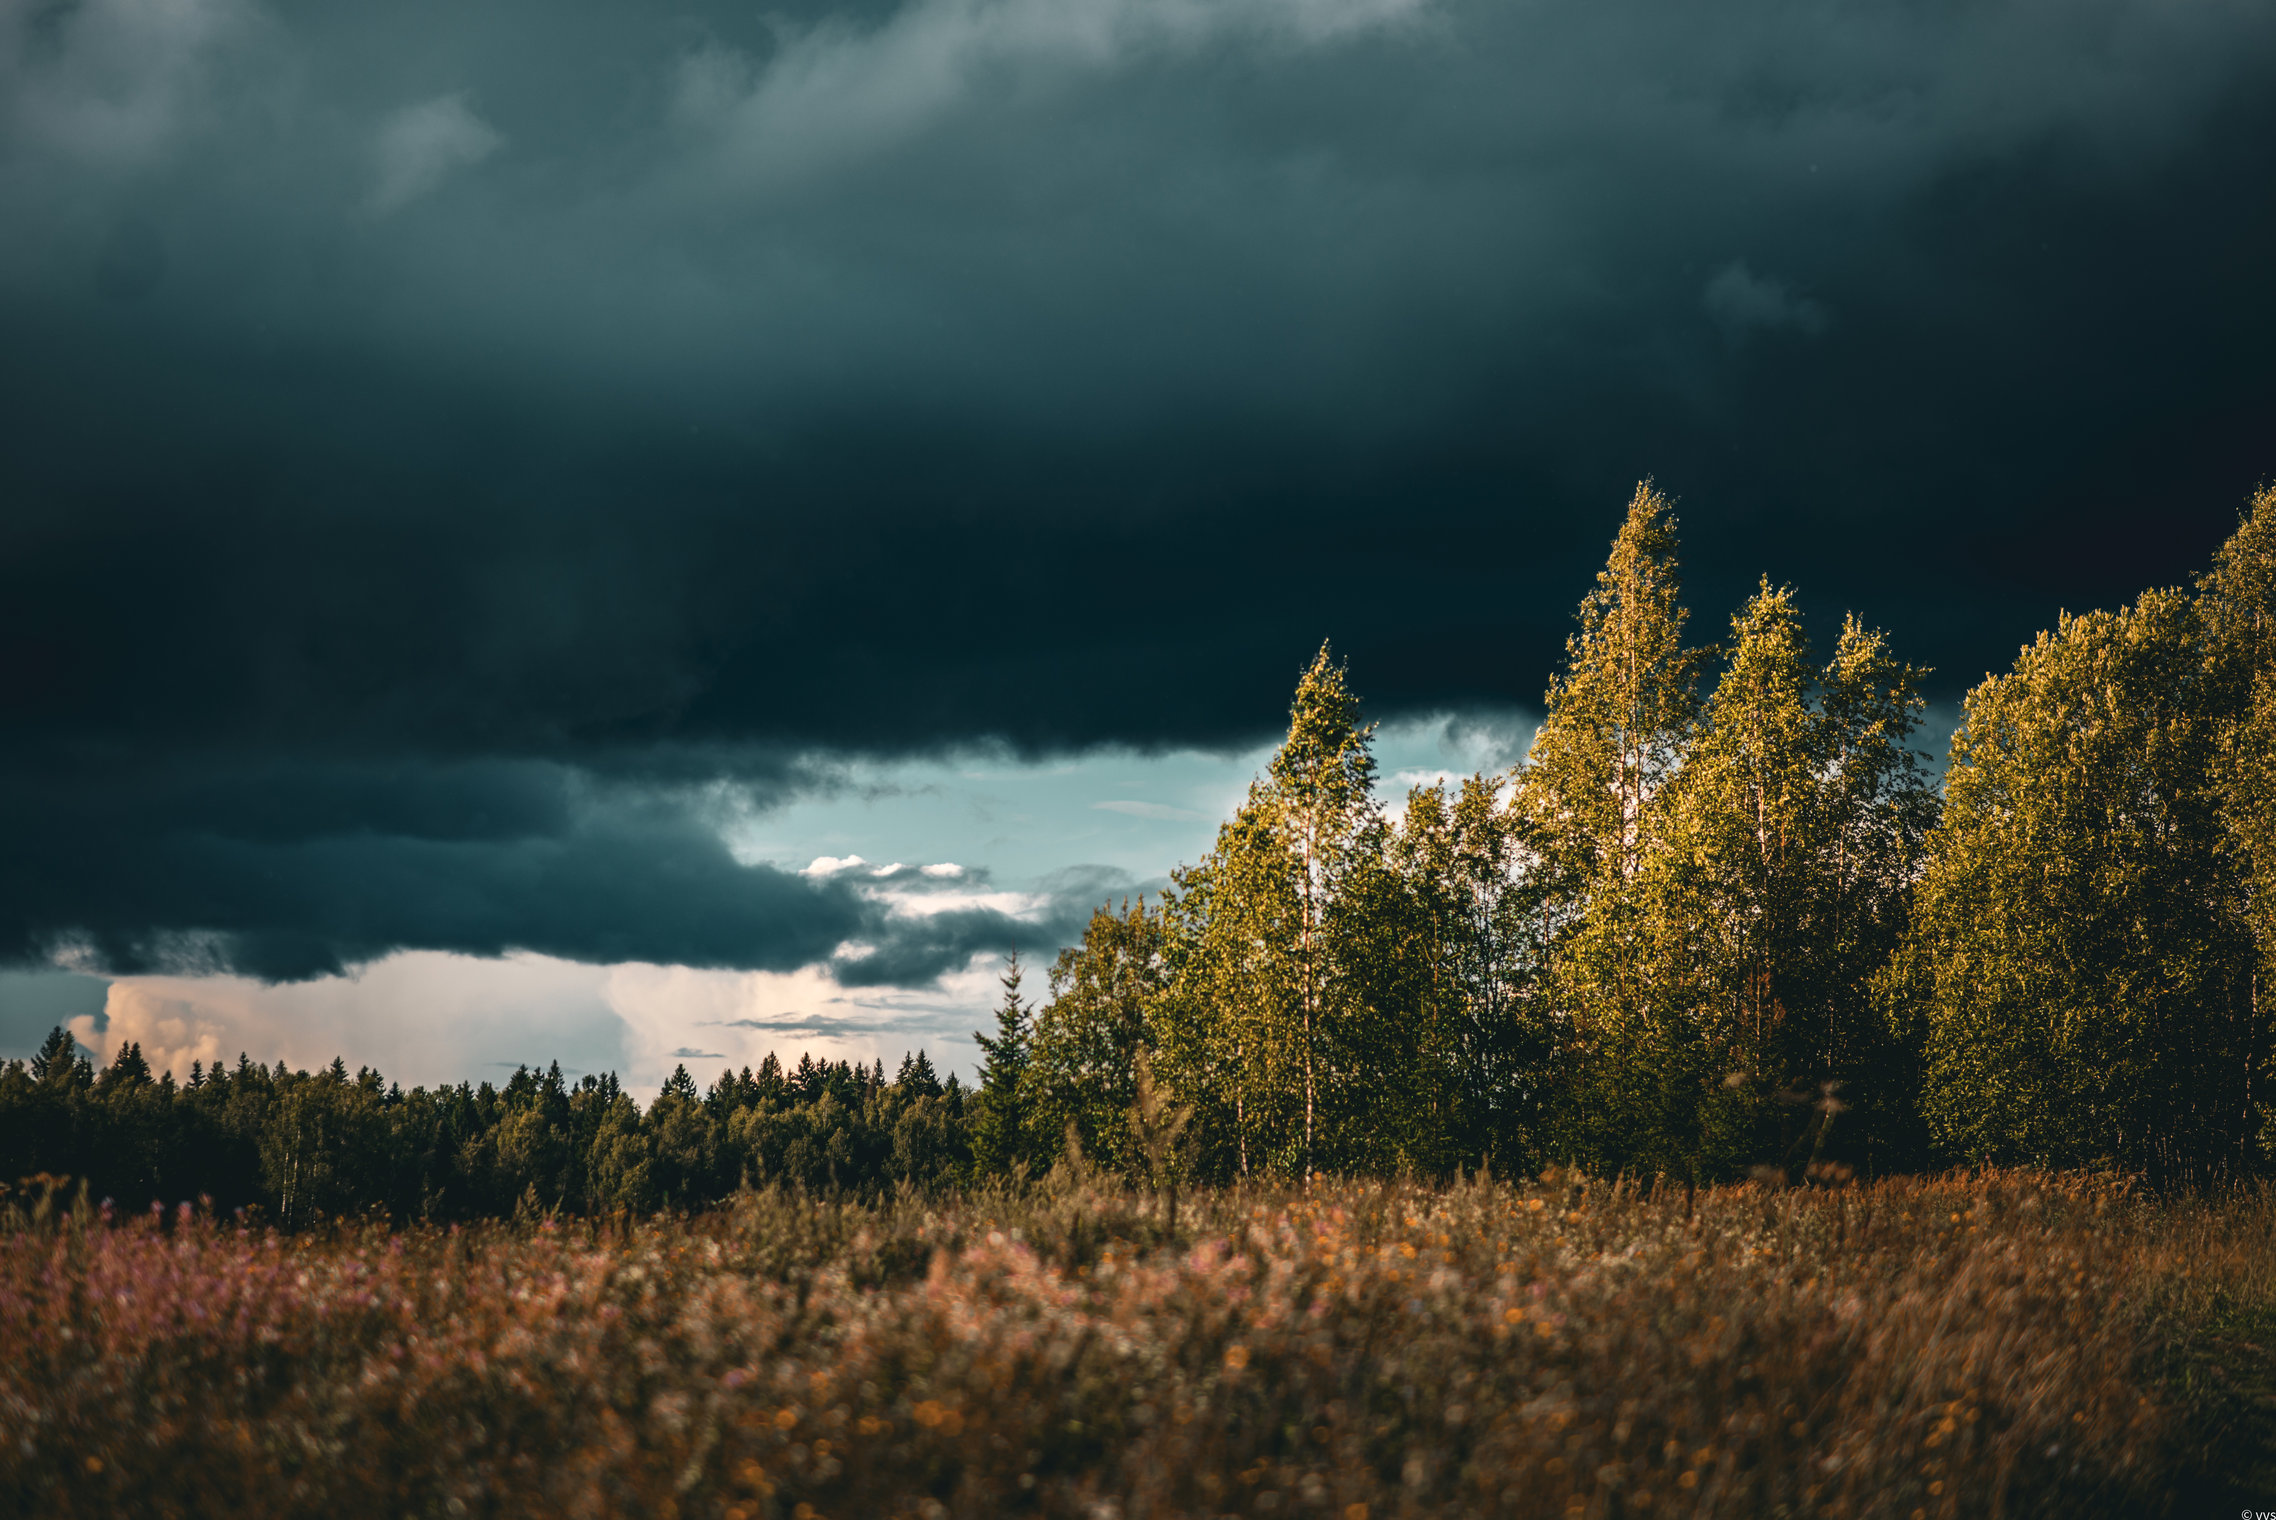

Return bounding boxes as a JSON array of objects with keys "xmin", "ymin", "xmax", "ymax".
[
  {"xmin": 877, "ymin": 885, "xmax": 1046, "ymax": 919},
  {"xmin": 72, "ymin": 984, "xmax": 225, "ymax": 1083},
  {"xmin": 62, "ymin": 949, "xmax": 1005, "ymax": 1098},
  {"xmin": 367, "ymin": 93, "xmax": 502, "ymax": 215},
  {"xmin": 670, "ymin": 0, "xmax": 1425, "ymax": 190},
  {"xmin": 606, "ymin": 959, "xmax": 999, "ymax": 1087},
  {"xmin": 1385, "ymin": 766, "xmax": 1463, "ymax": 791},
  {"xmin": 75, "ymin": 953, "xmax": 623, "ymax": 1088}
]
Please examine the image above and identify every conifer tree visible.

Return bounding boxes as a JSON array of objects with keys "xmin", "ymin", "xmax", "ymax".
[
  {"xmin": 96, "ymin": 1040, "xmax": 154, "ymax": 1091},
  {"xmin": 30, "ymin": 1025, "xmax": 87, "ymax": 1088},
  {"xmin": 896, "ymin": 1049, "xmax": 942, "ymax": 1098},
  {"xmin": 971, "ymin": 953, "xmax": 1034, "ymax": 1174}
]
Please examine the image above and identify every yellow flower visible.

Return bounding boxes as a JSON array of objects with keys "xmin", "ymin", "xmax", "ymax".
[{"xmin": 1224, "ymin": 1345, "xmax": 1250, "ymax": 1370}]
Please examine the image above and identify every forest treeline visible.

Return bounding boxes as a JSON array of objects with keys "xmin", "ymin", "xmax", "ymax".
[{"xmin": 8, "ymin": 482, "xmax": 2276, "ymax": 1219}]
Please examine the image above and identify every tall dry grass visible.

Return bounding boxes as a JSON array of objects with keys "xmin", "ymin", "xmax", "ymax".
[{"xmin": 1, "ymin": 1169, "xmax": 2266, "ymax": 1518}]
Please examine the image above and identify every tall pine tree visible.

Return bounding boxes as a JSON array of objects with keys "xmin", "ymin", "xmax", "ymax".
[{"xmin": 971, "ymin": 953, "xmax": 1034, "ymax": 1173}]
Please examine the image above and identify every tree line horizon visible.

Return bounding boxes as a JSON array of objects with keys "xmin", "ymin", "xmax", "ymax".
[{"xmin": 9, "ymin": 480, "xmax": 2276, "ymax": 1220}]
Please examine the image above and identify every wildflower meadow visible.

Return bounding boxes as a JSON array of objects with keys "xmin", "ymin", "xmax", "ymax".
[{"xmin": 4, "ymin": 1169, "xmax": 2270, "ymax": 1518}]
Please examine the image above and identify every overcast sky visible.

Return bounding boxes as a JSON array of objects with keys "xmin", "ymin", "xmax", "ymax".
[{"xmin": 2, "ymin": 0, "xmax": 2271, "ymax": 1089}]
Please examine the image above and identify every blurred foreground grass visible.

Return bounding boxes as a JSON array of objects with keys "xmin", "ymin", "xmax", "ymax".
[{"xmin": 4, "ymin": 1169, "xmax": 2272, "ymax": 1518}]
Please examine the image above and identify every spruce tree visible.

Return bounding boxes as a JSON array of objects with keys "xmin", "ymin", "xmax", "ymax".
[
  {"xmin": 30, "ymin": 1026, "xmax": 82, "ymax": 1087},
  {"xmin": 97, "ymin": 1041, "xmax": 154, "ymax": 1090},
  {"xmin": 971, "ymin": 953, "xmax": 1034, "ymax": 1174},
  {"xmin": 896, "ymin": 1050, "xmax": 942, "ymax": 1098}
]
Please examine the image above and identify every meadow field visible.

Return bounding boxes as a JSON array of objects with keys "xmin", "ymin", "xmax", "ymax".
[{"xmin": 3, "ymin": 1170, "xmax": 2271, "ymax": 1519}]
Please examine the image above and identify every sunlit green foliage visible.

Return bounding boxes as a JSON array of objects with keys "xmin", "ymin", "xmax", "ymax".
[
  {"xmin": 1024, "ymin": 898, "xmax": 1168, "ymax": 1173},
  {"xmin": 11, "ymin": 483, "xmax": 2276, "ymax": 1207},
  {"xmin": 1912, "ymin": 589, "xmax": 2254, "ymax": 1175}
]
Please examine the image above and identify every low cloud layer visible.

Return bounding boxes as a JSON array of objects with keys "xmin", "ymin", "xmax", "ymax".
[
  {"xmin": 0, "ymin": 755, "xmax": 1116, "ymax": 984},
  {"xmin": 3, "ymin": 0, "xmax": 2273, "ymax": 985}
]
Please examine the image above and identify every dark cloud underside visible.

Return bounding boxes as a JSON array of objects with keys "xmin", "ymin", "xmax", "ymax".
[{"xmin": 3, "ymin": 0, "xmax": 2273, "ymax": 979}]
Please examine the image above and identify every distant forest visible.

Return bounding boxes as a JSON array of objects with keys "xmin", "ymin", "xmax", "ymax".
[{"xmin": 9, "ymin": 482, "xmax": 2276, "ymax": 1222}]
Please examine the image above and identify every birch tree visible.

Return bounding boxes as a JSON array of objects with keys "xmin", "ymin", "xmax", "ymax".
[
  {"xmin": 1265, "ymin": 645, "xmax": 1380, "ymax": 1179},
  {"xmin": 1912, "ymin": 589, "xmax": 2252, "ymax": 1176}
]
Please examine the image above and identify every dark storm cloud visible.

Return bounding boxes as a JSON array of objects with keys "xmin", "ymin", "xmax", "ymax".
[
  {"xmin": 830, "ymin": 863, "xmax": 1137, "ymax": 987},
  {"xmin": 4, "ymin": 0, "xmax": 2275, "ymax": 979},
  {"xmin": 0, "ymin": 753, "xmax": 1095, "ymax": 982}
]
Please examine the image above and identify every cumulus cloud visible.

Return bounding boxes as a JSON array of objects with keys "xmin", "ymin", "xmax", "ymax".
[
  {"xmin": 367, "ymin": 93, "xmax": 502, "ymax": 214},
  {"xmin": 71, "ymin": 984, "xmax": 225, "ymax": 1083},
  {"xmin": 66, "ymin": 952, "xmax": 629, "ymax": 1088},
  {"xmin": 47, "ymin": 945, "xmax": 1040, "ymax": 1093}
]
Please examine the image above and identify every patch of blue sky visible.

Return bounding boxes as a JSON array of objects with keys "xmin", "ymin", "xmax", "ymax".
[{"xmin": 724, "ymin": 708, "xmax": 1541, "ymax": 892}]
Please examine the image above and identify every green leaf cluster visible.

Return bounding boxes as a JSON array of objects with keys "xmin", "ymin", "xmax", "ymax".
[{"xmin": 18, "ymin": 486, "xmax": 2276, "ymax": 1207}]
